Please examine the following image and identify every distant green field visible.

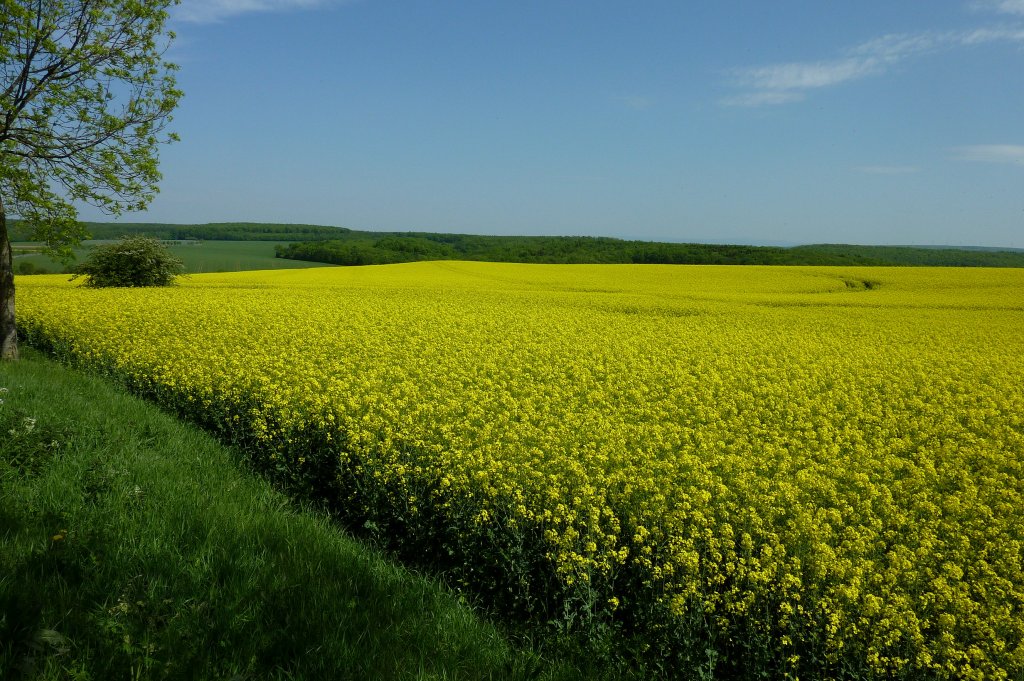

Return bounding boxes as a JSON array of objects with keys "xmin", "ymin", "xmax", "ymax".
[
  {"xmin": 165, "ymin": 241, "xmax": 336, "ymax": 273},
  {"xmin": 11, "ymin": 240, "xmax": 334, "ymax": 275}
]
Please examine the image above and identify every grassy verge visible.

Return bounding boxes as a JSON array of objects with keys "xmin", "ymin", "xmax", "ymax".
[{"xmin": 0, "ymin": 349, "xmax": 574, "ymax": 680}]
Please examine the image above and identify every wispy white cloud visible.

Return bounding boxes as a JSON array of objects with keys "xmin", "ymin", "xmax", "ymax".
[
  {"xmin": 958, "ymin": 25, "xmax": 1024, "ymax": 43},
  {"xmin": 855, "ymin": 165, "xmax": 921, "ymax": 175},
  {"xmin": 721, "ymin": 91, "xmax": 806, "ymax": 107},
  {"xmin": 733, "ymin": 57, "xmax": 884, "ymax": 95},
  {"xmin": 725, "ymin": 24, "xmax": 1024, "ymax": 107},
  {"xmin": 174, "ymin": 0, "xmax": 344, "ymax": 23},
  {"xmin": 953, "ymin": 144, "xmax": 1024, "ymax": 165},
  {"xmin": 972, "ymin": 0, "xmax": 1024, "ymax": 16}
]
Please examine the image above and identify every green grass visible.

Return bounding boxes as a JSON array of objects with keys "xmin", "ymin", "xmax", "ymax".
[
  {"xmin": 0, "ymin": 349, "xmax": 574, "ymax": 680},
  {"xmin": 10, "ymin": 241, "xmax": 332, "ymax": 275},
  {"xmin": 163, "ymin": 241, "xmax": 335, "ymax": 273}
]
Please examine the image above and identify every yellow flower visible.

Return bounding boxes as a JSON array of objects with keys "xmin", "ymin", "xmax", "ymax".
[{"xmin": 18, "ymin": 263, "xmax": 1024, "ymax": 679}]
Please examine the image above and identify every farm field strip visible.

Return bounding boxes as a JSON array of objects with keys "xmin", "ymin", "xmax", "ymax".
[
  {"xmin": 10, "ymin": 239, "xmax": 331, "ymax": 274},
  {"xmin": 16, "ymin": 262, "xmax": 1024, "ymax": 679}
]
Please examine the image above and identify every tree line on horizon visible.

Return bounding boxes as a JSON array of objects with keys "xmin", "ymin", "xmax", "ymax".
[
  {"xmin": 11, "ymin": 220, "xmax": 1024, "ymax": 268},
  {"xmin": 9, "ymin": 220, "xmax": 348, "ymax": 243},
  {"xmin": 275, "ymin": 232, "xmax": 1024, "ymax": 268}
]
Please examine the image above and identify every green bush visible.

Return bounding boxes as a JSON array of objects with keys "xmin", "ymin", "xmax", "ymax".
[
  {"xmin": 72, "ymin": 235, "xmax": 184, "ymax": 287},
  {"xmin": 16, "ymin": 261, "xmax": 48, "ymax": 275}
]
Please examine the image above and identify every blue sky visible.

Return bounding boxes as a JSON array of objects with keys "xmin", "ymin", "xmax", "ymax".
[{"xmin": 83, "ymin": 0, "xmax": 1024, "ymax": 247}]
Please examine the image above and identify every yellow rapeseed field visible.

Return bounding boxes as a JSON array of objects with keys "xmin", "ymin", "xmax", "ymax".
[{"xmin": 17, "ymin": 263, "xmax": 1024, "ymax": 678}]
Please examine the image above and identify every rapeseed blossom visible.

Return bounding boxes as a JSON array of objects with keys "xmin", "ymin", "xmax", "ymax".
[{"xmin": 17, "ymin": 262, "xmax": 1024, "ymax": 678}]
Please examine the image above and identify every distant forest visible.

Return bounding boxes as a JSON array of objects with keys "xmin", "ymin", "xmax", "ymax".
[
  {"xmin": 10, "ymin": 221, "xmax": 348, "ymax": 242},
  {"xmin": 275, "ymin": 232, "xmax": 1024, "ymax": 267},
  {"xmin": 11, "ymin": 221, "xmax": 1024, "ymax": 267}
]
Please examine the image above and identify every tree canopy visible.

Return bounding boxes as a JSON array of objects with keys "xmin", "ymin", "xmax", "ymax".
[{"xmin": 1, "ymin": 0, "xmax": 181, "ymax": 359}]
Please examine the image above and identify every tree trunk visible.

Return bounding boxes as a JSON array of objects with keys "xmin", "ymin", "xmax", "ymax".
[{"xmin": 0, "ymin": 197, "xmax": 18, "ymax": 361}]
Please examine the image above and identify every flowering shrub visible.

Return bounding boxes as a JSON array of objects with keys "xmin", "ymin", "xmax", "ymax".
[
  {"xmin": 71, "ymin": 235, "xmax": 184, "ymax": 287},
  {"xmin": 17, "ymin": 263, "xmax": 1024, "ymax": 678}
]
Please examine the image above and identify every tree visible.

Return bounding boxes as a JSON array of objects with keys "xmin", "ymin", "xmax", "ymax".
[
  {"xmin": 0, "ymin": 0, "xmax": 181, "ymax": 360},
  {"xmin": 72, "ymin": 234, "xmax": 184, "ymax": 287}
]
